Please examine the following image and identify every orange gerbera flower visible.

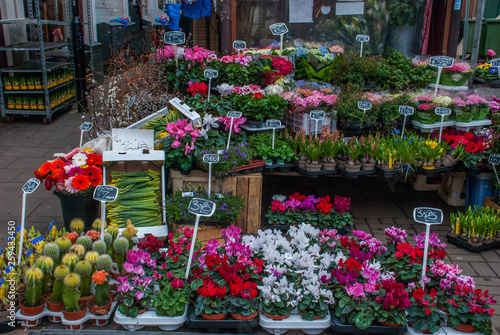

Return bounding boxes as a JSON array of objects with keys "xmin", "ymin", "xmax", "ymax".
[
  {"xmin": 37, "ymin": 162, "xmax": 52, "ymax": 177},
  {"xmin": 71, "ymin": 174, "xmax": 90, "ymax": 191},
  {"xmin": 51, "ymin": 160, "xmax": 66, "ymax": 178},
  {"xmin": 92, "ymin": 270, "xmax": 108, "ymax": 285}
]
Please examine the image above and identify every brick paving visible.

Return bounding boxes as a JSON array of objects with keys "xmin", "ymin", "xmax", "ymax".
[{"xmin": 1, "ymin": 109, "xmax": 500, "ymax": 335}]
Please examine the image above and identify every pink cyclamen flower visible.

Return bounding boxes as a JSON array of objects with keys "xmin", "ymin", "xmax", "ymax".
[
  {"xmin": 135, "ymin": 291, "xmax": 144, "ymax": 300},
  {"xmin": 123, "ymin": 262, "xmax": 134, "ymax": 273},
  {"xmin": 488, "ymin": 49, "xmax": 496, "ymax": 57},
  {"xmin": 346, "ymin": 282, "xmax": 366, "ymax": 299}
]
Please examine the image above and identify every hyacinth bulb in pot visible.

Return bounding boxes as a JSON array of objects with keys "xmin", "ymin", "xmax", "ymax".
[
  {"xmin": 62, "ymin": 273, "xmax": 87, "ymax": 322},
  {"xmin": 20, "ymin": 267, "xmax": 45, "ymax": 316},
  {"xmin": 88, "ymin": 270, "xmax": 112, "ymax": 320}
]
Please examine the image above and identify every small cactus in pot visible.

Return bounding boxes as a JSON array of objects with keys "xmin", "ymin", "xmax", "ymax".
[
  {"xmin": 24, "ymin": 267, "xmax": 44, "ymax": 307},
  {"xmin": 70, "ymin": 244, "xmax": 86, "ymax": 259},
  {"xmin": 92, "ymin": 218, "xmax": 106, "ymax": 231},
  {"xmin": 55, "ymin": 236, "xmax": 71, "ymax": 259},
  {"xmin": 70, "ymin": 218, "xmax": 84, "ymax": 235},
  {"xmin": 74, "ymin": 261, "xmax": 92, "ymax": 297},
  {"xmin": 113, "ymin": 236, "xmax": 129, "ymax": 272},
  {"xmin": 44, "ymin": 242, "xmax": 60, "ymax": 265},
  {"xmin": 106, "ymin": 225, "xmax": 119, "ymax": 242},
  {"xmin": 61, "ymin": 252, "xmax": 79, "ymax": 271},
  {"xmin": 50, "ymin": 265, "xmax": 69, "ymax": 303},
  {"xmin": 96, "ymin": 254, "xmax": 113, "ymax": 272},
  {"xmin": 35, "ymin": 255, "xmax": 54, "ymax": 295},
  {"xmin": 92, "ymin": 270, "xmax": 109, "ymax": 307},
  {"xmin": 62, "ymin": 273, "xmax": 81, "ymax": 312},
  {"xmin": 92, "ymin": 239, "xmax": 106, "ymax": 255}
]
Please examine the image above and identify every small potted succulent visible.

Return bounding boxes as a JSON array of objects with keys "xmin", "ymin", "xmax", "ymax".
[
  {"xmin": 62, "ymin": 273, "xmax": 87, "ymax": 328},
  {"xmin": 46, "ymin": 265, "xmax": 69, "ymax": 321},
  {"xmin": 19, "ymin": 267, "xmax": 45, "ymax": 321},
  {"xmin": 88, "ymin": 270, "xmax": 113, "ymax": 325}
]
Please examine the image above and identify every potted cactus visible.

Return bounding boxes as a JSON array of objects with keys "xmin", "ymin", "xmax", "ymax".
[
  {"xmin": 61, "ymin": 253, "xmax": 79, "ymax": 272},
  {"xmin": 96, "ymin": 255, "xmax": 117, "ymax": 300},
  {"xmin": 70, "ymin": 218, "xmax": 84, "ymax": 235},
  {"xmin": 88, "ymin": 270, "xmax": 112, "ymax": 324},
  {"xmin": 76, "ymin": 235, "xmax": 93, "ymax": 251},
  {"xmin": 44, "ymin": 242, "xmax": 60, "ymax": 266},
  {"xmin": 19, "ymin": 267, "xmax": 45, "ymax": 317},
  {"xmin": 69, "ymin": 244, "xmax": 85, "ymax": 260},
  {"xmin": 75, "ymin": 261, "xmax": 94, "ymax": 303},
  {"xmin": 35, "ymin": 256, "xmax": 54, "ymax": 298},
  {"xmin": 92, "ymin": 239, "xmax": 107, "ymax": 255},
  {"xmin": 113, "ymin": 236, "xmax": 129, "ymax": 277},
  {"xmin": 62, "ymin": 273, "xmax": 87, "ymax": 323},
  {"xmin": 55, "ymin": 236, "xmax": 72, "ymax": 261},
  {"xmin": 47, "ymin": 265, "xmax": 69, "ymax": 321}
]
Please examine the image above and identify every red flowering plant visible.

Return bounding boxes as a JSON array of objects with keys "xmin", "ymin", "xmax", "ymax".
[
  {"xmin": 186, "ymin": 81, "xmax": 208, "ymax": 97},
  {"xmin": 190, "ymin": 225, "xmax": 263, "ymax": 318},
  {"xmin": 34, "ymin": 147, "xmax": 103, "ymax": 196},
  {"xmin": 440, "ymin": 128, "xmax": 498, "ymax": 167},
  {"xmin": 446, "ymin": 283, "xmax": 496, "ymax": 335},
  {"xmin": 406, "ymin": 285, "xmax": 447, "ymax": 333},
  {"xmin": 257, "ymin": 55, "xmax": 294, "ymax": 85},
  {"xmin": 137, "ymin": 234, "xmax": 164, "ymax": 260}
]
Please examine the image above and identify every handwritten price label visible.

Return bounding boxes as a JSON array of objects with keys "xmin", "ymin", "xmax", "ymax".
[
  {"xmin": 489, "ymin": 154, "xmax": 500, "ymax": 165},
  {"xmin": 188, "ymin": 198, "xmax": 216, "ymax": 217},
  {"xmin": 269, "ymin": 23, "xmax": 288, "ymax": 35},
  {"xmin": 266, "ymin": 119, "xmax": 281, "ymax": 128},
  {"xmin": 429, "ymin": 56, "xmax": 454, "ymax": 68},
  {"xmin": 204, "ymin": 69, "xmax": 218, "ymax": 79},
  {"xmin": 22, "ymin": 178, "xmax": 40, "ymax": 194},
  {"xmin": 227, "ymin": 111, "xmax": 242, "ymax": 118},
  {"xmin": 93, "ymin": 185, "xmax": 119, "ymax": 202},
  {"xmin": 358, "ymin": 101, "xmax": 372, "ymax": 110},
  {"xmin": 233, "ymin": 40, "xmax": 246, "ymax": 50},
  {"xmin": 435, "ymin": 107, "xmax": 451, "ymax": 116},
  {"xmin": 356, "ymin": 35, "xmax": 370, "ymax": 42},
  {"xmin": 164, "ymin": 31, "xmax": 186, "ymax": 45},
  {"xmin": 203, "ymin": 154, "xmax": 220, "ymax": 164},
  {"xmin": 399, "ymin": 105, "xmax": 414, "ymax": 116},
  {"xmin": 413, "ymin": 207, "xmax": 443, "ymax": 225},
  {"xmin": 79, "ymin": 122, "xmax": 93, "ymax": 131},
  {"xmin": 310, "ymin": 110, "xmax": 325, "ymax": 120}
]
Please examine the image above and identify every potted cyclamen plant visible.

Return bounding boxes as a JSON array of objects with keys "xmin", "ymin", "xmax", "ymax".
[
  {"xmin": 116, "ymin": 250, "xmax": 157, "ymax": 318},
  {"xmin": 153, "ymin": 277, "xmax": 187, "ymax": 317},
  {"xmin": 160, "ymin": 119, "xmax": 200, "ymax": 173},
  {"xmin": 259, "ymin": 274, "xmax": 298, "ymax": 320},
  {"xmin": 194, "ymin": 275, "xmax": 230, "ymax": 319},
  {"xmin": 406, "ymin": 286, "xmax": 446, "ymax": 334}
]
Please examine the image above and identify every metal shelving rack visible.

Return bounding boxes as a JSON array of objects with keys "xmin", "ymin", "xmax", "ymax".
[{"xmin": 0, "ymin": 0, "xmax": 75, "ymax": 123}]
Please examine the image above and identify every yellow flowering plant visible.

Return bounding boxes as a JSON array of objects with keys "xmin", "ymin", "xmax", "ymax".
[{"xmin": 416, "ymin": 136, "xmax": 446, "ymax": 166}]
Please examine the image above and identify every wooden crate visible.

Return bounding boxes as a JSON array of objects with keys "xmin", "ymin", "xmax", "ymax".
[
  {"xmin": 168, "ymin": 222, "xmax": 224, "ymax": 245},
  {"xmin": 220, "ymin": 173, "xmax": 262, "ymax": 235},
  {"xmin": 438, "ymin": 172, "xmax": 466, "ymax": 206},
  {"xmin": 483, "ymin": 197, "xmax": 500, "ymax": 211},
  {"xmin": 168, "ymin": 170, "xmax": 263, "ymax": 235}
]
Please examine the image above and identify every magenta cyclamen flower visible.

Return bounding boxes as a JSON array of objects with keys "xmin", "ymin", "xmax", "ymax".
[
  {"xmin": 333, "ymin": 196, "xmax": 350, "ymax": 214},
  {"xmin": 218, "ymin": 116, "xmax": 247, "ymax": 133},
  {"xmin": 413, "ymin": 232, "xmax": 446, "ymax": 249},
  {"xmin": 346, "ymin": 282, "xmax": 366, "ymax": 299},
  {"xmin": 384, "ymin": 226, "xmax": 407, "ymax": 245}
]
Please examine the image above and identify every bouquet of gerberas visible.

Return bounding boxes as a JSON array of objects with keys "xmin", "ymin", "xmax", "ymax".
[{"xmin": 34, "ymin": 148, "xmax": 103, "ymax": 195}]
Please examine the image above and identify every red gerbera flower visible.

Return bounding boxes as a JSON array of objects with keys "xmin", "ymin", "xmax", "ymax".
[
  {"xmin": 71, "ymin": 174, "xmax": 90, "ymax": 191},
  {"xmin": 50, "ymin": 160, "xmax": 66, "ymax": 178},
  {"xmin": 86, "ymin": 153, "xmax": 102, "ymax": 167},
  {"xmin": 37, "ymin": 162, "xmax": 52, "ymax": 177}
]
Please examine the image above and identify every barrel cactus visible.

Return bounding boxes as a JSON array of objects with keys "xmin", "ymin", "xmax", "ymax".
[
  {"xmin": 92, "ymin": 218, "xmax": 106, "ymax": 231},
  {"xmin": 24, "ymin": 267, "xmax": 43, "ymax": 307},
  {"xmin": 63, "ymin": 273, "xmax": 81, "ymax": 312},
  {"xmin": 76, "ymin": 235, "xmax": 93, "ymax": 251},
  {"xmin": 43, "ymin": 242, "xmax": 60, "ymax": 263},
  {"xmin": 69, "ymin": 244, "xmax": 86, "ymax": 259},
  {"xmin": 84, "ymin": 251, "xmax": 99, "ymax": 266},
  {"xmin": 51, "ymin": 265, "xmax": 69, "ymax": 303},
  {"xmin": 106, "ymin": 225, "xmax": 119, "ymax": 241},
  {"xmin": 55, "ymin": 236, "xmax": 71, "ymax": 255},
  {"xmin": 69, "ymin": 218, "xmax": 84, "ymax": 235},
  {"xmin": 113, "ymin": 237, "xmax": 129, "ymax": 272},
  {"xmin": 74, "ymin": 261, "xmax": 92, "ymax": 297},
  {"xmin": 35, "ymin": 256, "xmax": 54, "ymax": 295},
  {"xmin": 61, "ymin": 253, "xmax": 79, "ymax": 271},
  {"xmin": 96, "ymin": 254, "xmax": 113, "ymax": 272},
  {"xmin": 92, "ymin": 240, "xmax": 107, "ymax": 255}
]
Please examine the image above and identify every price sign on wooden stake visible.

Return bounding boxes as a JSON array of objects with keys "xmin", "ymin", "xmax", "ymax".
[
  {"xmin": 429, "ymin": 56, "xmax": 454, "ymax": 97},
  {"xmin": 269, "ymin": 23, "xmax": 288, "ymax": 56},
  {"xmin": 399, "ymin": 106, "xmax": 414, "ymax": 138},
  {"xmin": 93, "ymin": 185, "xmax": 119, "ymax": 241},
  {"xmin": 356, "ymin": 34, "xmax": 370, "ymax": 57}
]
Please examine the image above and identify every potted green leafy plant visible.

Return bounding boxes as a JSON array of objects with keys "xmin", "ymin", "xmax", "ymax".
[{"xmin": 153, "ymin": 277, "xmax": 187, "ymax": 317}]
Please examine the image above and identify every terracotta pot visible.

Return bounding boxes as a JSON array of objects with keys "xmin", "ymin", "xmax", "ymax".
[
  {"xmin": 19, "ymin": 297, "xmax": 46, "ymax": 316},
  {"xmin": 262, "ymin": 310, "xmax": 291, "ymax": 320},
  {"xmin": 452, "ymin": 323, "xmax": 477, "ymax": 333},
  {"xmin": 230, "ymin": 311, "xmax": 258, "ymax": 320},
  {"xmin": 336, "ymin": 160, "xmax": 347, "ymax": 169},
  {"xmin": 379, "ymin": 320, "xmax": 402, "ymax": 327},
  {"xmin": 46, "ymin": 295, "xmax": 64, "ymax": 313},
  {"xmin": 78, "ymin": 294, "xmax": 95, "ymax": 305},
  {"xmin": 408, "ymin": 321, "xmax": 434, "ymax": 334},
  {"xmin": 111, "ymin": 271, "xmax": 128, "ymax": 280},
  {"xmin": 63, "ymin": 303, "xmax": 87, "ymax": 320},
  {"xmin": 201, "ymin": 313, "xmax": 227, "ymax": 320},
  {"xmin": 88, "ymin": 298, "xmax": 112, "ymax": 316},
  {"xmin": 361, "ymin": 162, "xmax": 376, "ymax": 171}
]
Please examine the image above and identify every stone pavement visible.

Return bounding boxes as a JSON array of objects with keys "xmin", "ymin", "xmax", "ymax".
[{"xmin": 1, "ymin": 109, "xmax": 500, "ymax": 334}]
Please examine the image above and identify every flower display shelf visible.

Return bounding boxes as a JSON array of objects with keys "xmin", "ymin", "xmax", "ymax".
[
  {"xmin": 113, "ymin": 305, "xmax": 187, "ymax": 331},
  {"xmin": 446, "ymin": 234, "xmax": 500, "ymax": 253},
  {"xmin": 223, "ymin": 159, "xmax": 266, "ymax": 177},
  {"xmin": 338, "ymin": 168, "xmax": 377, "ymax": 179},
  {"xmin": 185, "ymin": 305, "xmax": 258, "ymax": 333},
  {"xmin": 295, "ymin": 166, "xmax": 338, "ymax": 178},
  {"xmin": 428, "ymin": 83, "xmax": 469, "ymax": 91},
  {"xmin": 15, "ymin": 301, "xmax": 118, "ymax": 329},
  {"xmin": 260, "ymin": 309, "xmax": 331, "ymax": 335},
  {"xmin": 264, "ymin": 162, "xmax": 295, "ymax": 173},
  {"xmin": 331, "ymin": 315, "xmax": 406, "ymax": 335},
  {"xmin": 411, "ymin": 120, "xmax": 455, "ymax": 133},
  {"xmin": 416, "ymin": 165, "xmax": 455, "ymax": 176},
  {"xmin": 240, "ymin": 124, "xmax": 286, "ymax": 133},
  {"xmin": 454, "ymin": 119, "xmax": 492, "ymax": 131},
  {"xmin": 407, "ymin": 325, "xmax": 481, "ymax": 335},
  {"xmin": 376, "ymin": 166, "xmax": 414, "ymax": 178}
]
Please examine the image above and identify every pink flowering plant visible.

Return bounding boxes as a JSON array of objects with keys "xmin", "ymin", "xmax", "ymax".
[
  {"xmin": 161, "ymin": 119, "xmax": 200, "ymax": 172},
  {"xmin": 280, "ymin": 88, "xmax": 337, "ymax": 113},
  {"xmin": 117, "ymin": 249, "xmax": 159, "ymax": 317},
  {"xmin": 213, "ymin": 55, "xmax": 262, "ymax": 86}
]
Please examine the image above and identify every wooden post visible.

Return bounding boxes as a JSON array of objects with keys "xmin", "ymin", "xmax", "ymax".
[
  {"xmin": 442, "ymin": 0, "xmax": 453, "ymax": 55},
  {"xmin": 220, "ymin": 0, "xmax": 231, "ymax": 55},
  {"xmin": 469, "ymin": 0, "xmax": 486, "ymax": 88}
]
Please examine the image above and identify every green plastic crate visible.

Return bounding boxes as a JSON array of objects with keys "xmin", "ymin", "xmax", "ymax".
[
  {"xmin": 485, "ymin": 19, "xmax": 500, "ymax": 53},
  {"xmin": 466, "ymin": 19, "xmax": 486, "ymax": 54}
]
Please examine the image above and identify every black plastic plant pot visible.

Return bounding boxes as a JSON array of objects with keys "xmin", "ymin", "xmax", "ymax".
[
  {"xmin": 330, "ymin": 314, "xmax": 406, "ymax": 335},
  {"xmin": 446, "ymin": 234, "xmax": 500, "ymax": 253},
  {"xmin": 186, "ymin": 305, "xmax": 258, "ymax": 334}
]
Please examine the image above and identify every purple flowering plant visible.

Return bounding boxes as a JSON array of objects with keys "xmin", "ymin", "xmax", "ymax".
[
  {"xmin": 117, "ymin": 249, "xmax": 160, "ymax": 317},
  {"xmin": 197, "ymin": 142, "xmax": 252, "ymax": 177}
]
